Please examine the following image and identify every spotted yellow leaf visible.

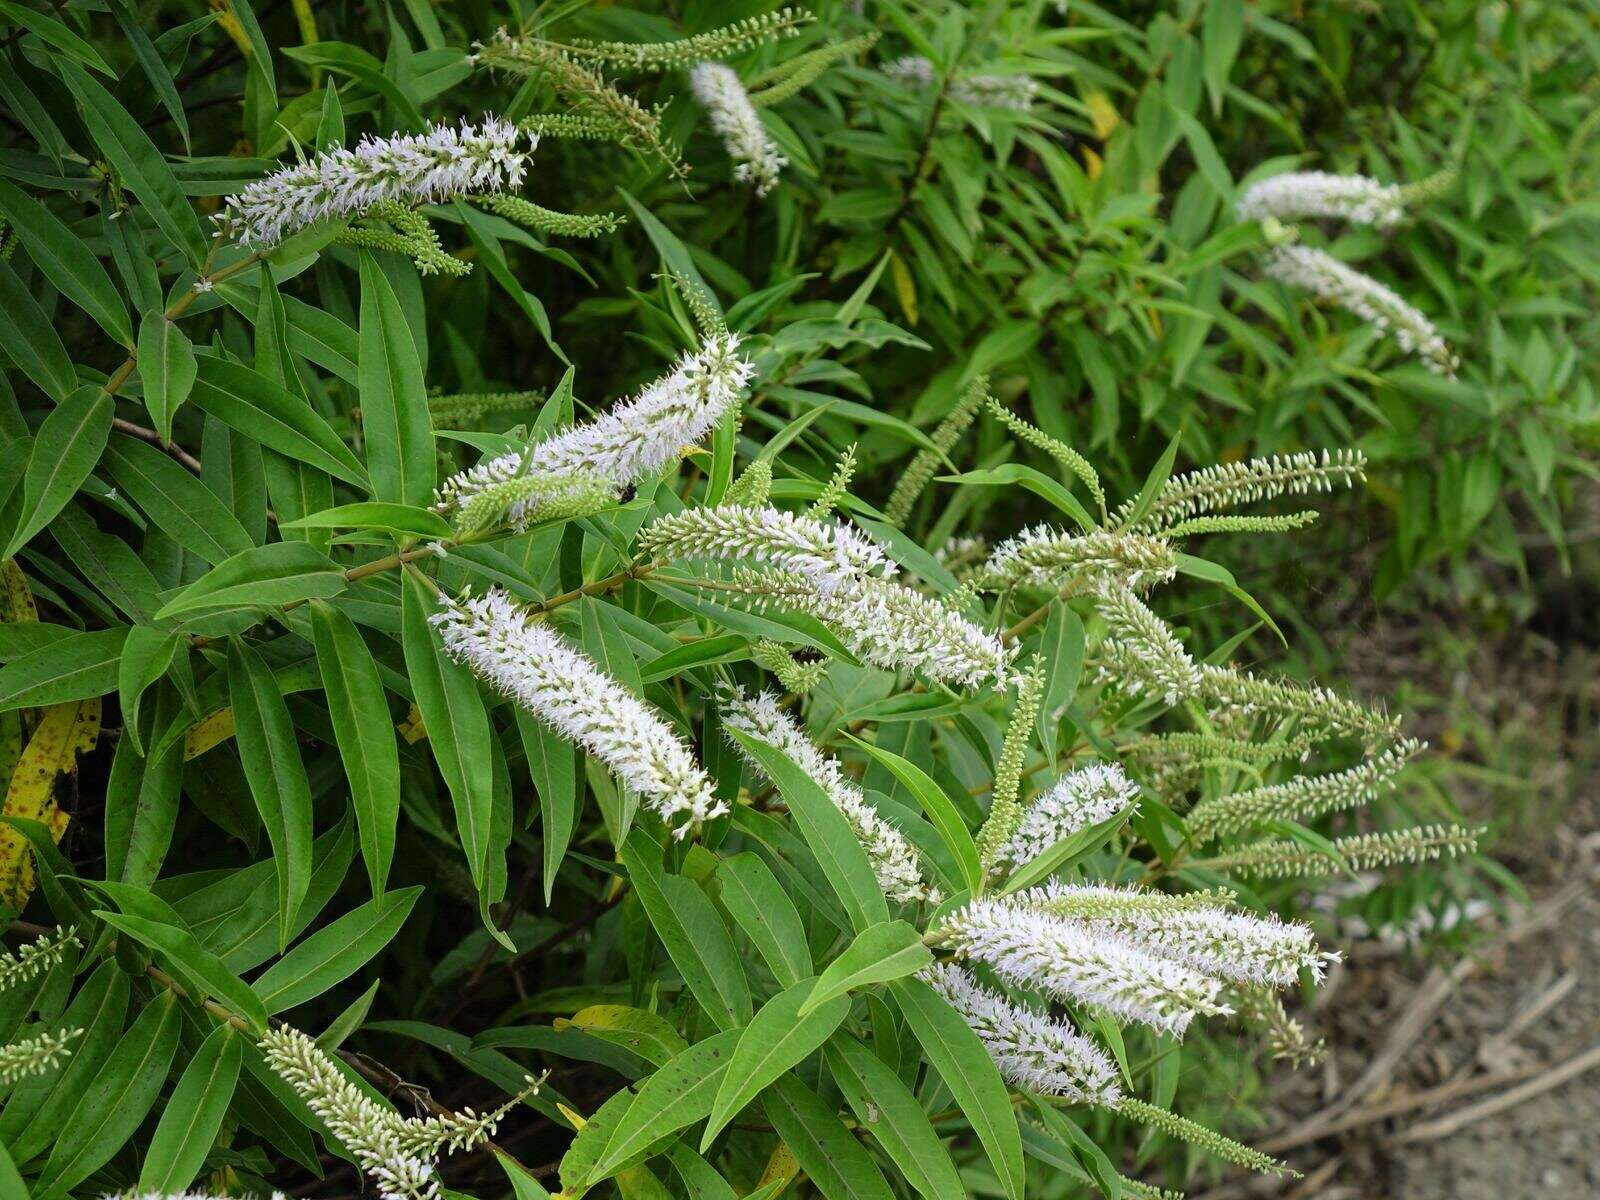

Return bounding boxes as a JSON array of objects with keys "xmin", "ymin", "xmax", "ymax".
[
  {"xmin": 758, "ymin": 1141, "xmax": 800, "ymax": 1194},
  {"xmin": 183, "ymin": 707, "xmax": 237, "ymax": 760},
  {"xmin": 0, "ymin": 696, "xmax": 100, "ymax": 909}
]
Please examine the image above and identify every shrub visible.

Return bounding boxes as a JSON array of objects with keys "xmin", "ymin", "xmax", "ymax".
[{"xmin": 0, "ymin": 3, "xmax": 1529, "ymax": 1199}]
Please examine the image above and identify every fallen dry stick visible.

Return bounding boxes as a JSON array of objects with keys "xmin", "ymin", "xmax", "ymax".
[{"xmin": 1388, "ymin": 1040, "xmax": 1600, "ymax": 1146}]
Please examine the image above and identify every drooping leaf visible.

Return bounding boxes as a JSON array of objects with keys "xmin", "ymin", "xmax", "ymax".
[{"xmin": 228, "ymin": 637, "xmax": 314, "ymax": 948}]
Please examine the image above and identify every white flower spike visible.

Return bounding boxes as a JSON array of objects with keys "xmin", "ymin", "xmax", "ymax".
[
  {"xmin": 722, "ymin": 686, "xmax": 933, "ymax": 903},
  {"xmin": 924, "ymin": 962, "xmax": 1122, "ymax": 1103},
  {"xmin": 936, "ymin": 896, "xmax": 1230, "ymax": 1036},
  {"xmin": 434, "ymin": 333, "xmax": 754, "ymax": 524},
  {"xmin": 221, "ymin": 118, "xmax": 529, "ymax": 248},
  {"xmin": 1237, "ymin": 171, "xmax": 1411, "ymax": 229},
  {"xmin": 1262, "ymin": 245, "xmax": 1458, "ymax": 376},
  {"xmin": 993, "ymin": 762, "xmax": 1138, "ymax": 873},
  {"xmin": 433, "ymin": 588, "xmax": 725, "ymax": 835},
  {"xmin": 641, "ymin": 504, "xmax": 895, "ymax": 593},
  {"xmin": 690, "ymin": 62, "xmax": 786, "ymax": 196}
]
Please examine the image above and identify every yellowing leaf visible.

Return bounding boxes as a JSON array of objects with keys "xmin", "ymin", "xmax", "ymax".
[
  {"xmin": 397, "ymin": 703, "xmax": 427, "ymax": 744},
  {"xmin": 184, "ymin": 708, "xmax": 237, "ymax": 760},
  {"xmin": 0, "ymin": 560, "xmax": 37, "ymax": 624},
  {"xmin": 758, "ymin": 1142, "xmax": 800, "ymax": 1194},
  {"xmin": 889, "ymin": 252, "xmax": 919, "ymax": 327},
  {"xmin": 0, "ymin": 696, "xmax": 100, "ymax": 908},
  {"xmin": 558, "ymin": 1103, "xmax": 588, "ymax": 1131},
  {"xmin": 1085, "ymin": 90, "xmax": 1120, "ymax": 140},
  {"xmin": 1083, "ymin": 146, "xmax": 1104, "ymax": 182}
]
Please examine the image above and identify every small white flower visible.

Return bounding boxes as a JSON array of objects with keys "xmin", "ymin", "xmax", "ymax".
[
  {"xmin": 993, "ymin": 762, "xmax": 1138, "ymax": 872},
  {"xmin": 260, "ymin": 1025, "xmax": 443, "ymax": 1200},
  {"xmin": 1237, "ymin": 171, "xmax": 1410, "ymax": 229},
  {"xmin": 434, "ymin": 333, "xmax": 753, "ymax": 522},
  {"xmin": 936, "ymin": 896, "xmax": 1230, "ymax": 1036},
  {"xmin": 883, "ymin": 55, "xmax": 1038, "ymax": 111},
  {"xmin": 1262, "ymin": 244, "xmax": 1457, "ymax": 376},
  {"xmin": 690, "ymin": 61, "xmax": 786, "ymax": 196},
  {"xmin": 1094, "ymin": 586, "xmax": 1200, "ymax": 707},
  {"xmin": 1016, "ymin": 880, "xmax": 1330, "ymax": 987},
  {"xmin": 191, "ymin": 278, "xmax": 214, "ymax": 293},
  {"xmin": 736, "ymin": 567, "xmax": 1014, "ymax": 690},
  {"xmin": 220, "ymin": 117, "xmax": 530, "ymax": 248},
  {"xmin": 641, "ymin": 504, "xmax": 895, "ymax": 593},
  {"xmin": 432, "ymin": 588, "xmax": 723, "ymax": 834},
  {"xmin": 978, "ymin": 526, "xmax": 1177, "ymax": 594},
  {"xmin": 924, "ymin": 962, "xmax": 1122, "ymax": 1103},
  {"xmin": 722, "ymin": 686, "xmax": 933, "ymax": 903}
]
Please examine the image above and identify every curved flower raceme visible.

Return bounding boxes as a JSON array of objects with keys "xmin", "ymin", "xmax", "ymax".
[
  {"xmin": 1237, "ymin": 171, "xmax": 1411, "ymax": 229},
  {"xmin": 936, "ymin": 896, "xmax": 1230, "ymax": 1036},
  {"xmin": 1016, "ymin": 881, "xmax": 1330, "ymax": 987},
  {"xmin": 434, "ymin": 333, "xmax": 753, "ymax": 528},
  {"xmin": 722, "ymin": 687, "xmax": 933, "ymax": 903},
  {"xmin": 992, "ymin": 762, "xmax": 1139, "ymax": 873},
  {"xmin": 978, "ymin": 526, "xmax": 1178, "ymax": 594},
  {"xmin": 641, "ymin": 504, "xmax": 895, "ymax": 593},
  {"xmin": 923, "ymin": 962, "xmax": 1122, "ymax": 1103},
  {"xmin": 432, "ymin": 588, "xmax": 724, "ymax": 834},
  {"xmin": 882, "ymin": 55, "xmax": 1039, "ymax": 112},
  {"xmin": 690, "ymin": 62, "xmax": 786, "ymax": 196},
  {"xmin": 735, "ymin": 567, "xmax": 1014, "ymax": 690},
  {"xmin": 1262, "ymin": 245, "xmax": 1458, "ymax": 376},
  {"xmin": 220, "ymin": 118, "xmax": 529, "ymax": 248}
]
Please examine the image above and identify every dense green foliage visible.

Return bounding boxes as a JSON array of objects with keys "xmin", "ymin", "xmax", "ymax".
[{"xmin": 0, "ymin": 2, "xmax": 1584, "ymax": 1199}]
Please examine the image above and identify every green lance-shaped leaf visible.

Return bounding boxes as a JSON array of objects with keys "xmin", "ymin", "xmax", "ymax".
[
  {"xmin": 725, "ymin": 728, "xmax": 889, "ymax": 933},
  {"xmin": 715, "ymin": 851, "xmax": 812, "ymax": 988},
  {"xmin": 310, "ymin": 599, "xmax": 400, "ymax": 895},
  {"xmin": 844, "ymin": 732, "xmax": 981, "ymax": 897},
  {"xmin": 94, "ymin": 907, "xmax": 269, "ymax": 1033},
  {"xmin": 137, "ymin": 1023, "xmax": 242, "ymax": 1194},
  {"xmin": 0, "ymin": 260, "xmax": 74, "ymax": 402},
  {"xmin": 358, "ymin": 251, "xmax": 437, "ymax": 509},
  {"xmin": 4, "ymin": 385, "xmax": 113, "ymax": 559},
  {"xmin": 0, "ymin": 1, "xmax": 116, "ymax": 76},
  {"xmin": 283, "ymin": 501, "xmax": 453, "ymax": 541},
  {"xmin": 558, "ymin": 1005, "xmax": 689, "ymax": 1069},
  {"xmin": 577, "ymin": 1029, "xmax": 742, "ymax": 1191},
  {"xmin": 250, "ymin": 886, "xmax": 421, "ymax": 1013},
  {"xmin": 400, "ymin": 571, "xmax": 496, "ymax": 886},
  {"xmin": 800, "ymin": 920, "xmax": 933, "ymax": 1016},
  {"xmin": 937, "ymin": 464, "xmax": 1097, "ymax": 532},
  {"xmin": 35, "ymin": 990, "xmax": 182, "ymax": 1198},
  {"xmin": 103, "ymin": 434, "xmax": 251, "ymax": 566},
  {"xmin": 762, "ymin": 1074, "xmax": 895, "ymax": 1200},
  {"xmin": 825, "ymin": 1036, "xmax": 966, "ymax": 1200},
  {"xmin": 620, "ymin": 831, "xmax": 752, "ymax": 1031},
  {"xmin": 0, "ymin": 178, "xmax": 131, "ymax": 347},
  {"xmin": 155, "ymin": 541, "xmax": 346, "ymax": 619},
  {"xmin": 135, "ymin": 314, "xmax": 197, "ymax": 443},
  {"xmin": 518, "ymin": 708, "xmax": 579, "ymax": 905},
  {"xmin": 0, "ymin": 963, "xmax": 128, "ymax": 1160},
  {"xmin": 115, "ymin": 626, "xmax": 179, "ymax": 757},
  {"xmin": 701, "ymin": 977, "xmax": 851, "ymax": 1150},
  {"xmin": 55, "ymin": 62, "xmax": 206, "ymax": 264},
  {"xmin": 188, "ymin": 356, "xmax": 369, "ymax": 488},
  {"xmin": 0, "ymin": 626, "xmax": 125, "ymax": 713},
  {"xmin": 228, "ymin": 637, "xmax": 313, "ymax": 948},
  {"xmin": 891, "ymin": 977, "xmax": 1026, "ymax": 1200}
]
